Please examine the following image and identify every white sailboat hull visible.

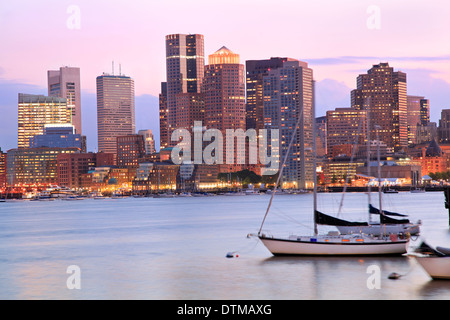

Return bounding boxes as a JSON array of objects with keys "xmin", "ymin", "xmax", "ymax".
[
  {"xmin": 415, "ymin": 256, "xmax": 450, "ymax": 280},
  {"xmin": 337, "ymin": 223, "xmax": 420, "ymax": 236},
  {"xmin": 259, "ymin": 236, "xmax": 409, "ymax": 256}
]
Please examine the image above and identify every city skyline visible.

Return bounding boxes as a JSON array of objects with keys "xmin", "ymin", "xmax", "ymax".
[{"xmin": 1, "ymin": 1, "xmax": 450, "ymax": 152}]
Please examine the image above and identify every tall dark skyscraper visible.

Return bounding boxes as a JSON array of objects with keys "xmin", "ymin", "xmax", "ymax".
[
  {"xmin": 96, "ymin": 74, "xmax": 135, "ymax": 157},
  {"xmin": 245, "ymin": 57, "xmax": 293, "ymax": 130},
  {"xmin": 159, "ymin": 82, "xmax": 168, "ymax": 149},
  {"xmin": 263, "ymin": 59, "xmax": 314, "ymax": 189},
  {"xmin": 164, "ymin": 34, "xmax": 205, "ymax": 144},
  {"xmin": 351, "ymin": 62, "xmax": 407, "ymax": 152}
]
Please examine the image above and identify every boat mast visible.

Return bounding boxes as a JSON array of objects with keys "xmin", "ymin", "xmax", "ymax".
[
  {"xmin": 375, "ymin": 124, "xmax": 385, "ymax": 237},
  {"xmin": 366, "ymin": 98, "xmax": 372, "ymax": 223}
]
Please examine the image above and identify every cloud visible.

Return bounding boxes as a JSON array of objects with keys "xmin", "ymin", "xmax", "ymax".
[
  {"xmin": 315, "ymin": 78, "xmax": 352, "ymax": 117},
  {"xmin": 308, "ymin": 55, "xmax": 450, "ymax": 66}
]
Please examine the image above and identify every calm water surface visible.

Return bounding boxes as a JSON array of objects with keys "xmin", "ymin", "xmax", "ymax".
[{"xmin": 0, "ymin": 191, "xmax": 449, "ymax": 300}]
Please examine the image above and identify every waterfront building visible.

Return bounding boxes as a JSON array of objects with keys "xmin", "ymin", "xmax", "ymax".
[
  {"xmin": 116, "ymin": 134, "xmax": 146, "ymax": 168},
  {"xmin": 57, "ymin": 152, "xmax": 115, "ymax": 189},
  {"xmin": 96, "ymin": 73, "xmax": 135, "ymax": 157},
  {"xmin": 356, "ymin": 160, "xmax": 422, "ymax": 187},
  {"xmin": 48, "ymin": 66, "xmax": 82, "ymax": 134},
  {"xmin": 351, "ymin": 63, "xmax": 408, "ymax": 152},
  {"xmin": 18, "ymin": 93, "xmax": 71, "ymax": 148},
  {"xmin": 29, "ymin": 124, "xmax": 86, "ymax": 152},
  {"xmin": 0, "ymin": 148, "xmax": 6, "ymax": 187},
  {"xmin": 413, "ymin": 139, "xmax": 447, "ymax": 177},
  {"xmin": 262, "ymin": 59, "xmax": 314, "ymax": 189},
  {"xmin": 6, "ymin": 147, "xmax": 79, "ymax": 186}
]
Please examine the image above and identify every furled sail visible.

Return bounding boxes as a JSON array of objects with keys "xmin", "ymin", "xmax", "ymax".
[
  {"xmin": 369, "ymin": 204, "xmax": 410, "ymax": 224},
  {"xmin": 315, "ymin": 210, "xmax": 369, "ymax": 227},
  {"xmin": 369, "ymin": 204, "xmax": 408, "ymax": 217}
]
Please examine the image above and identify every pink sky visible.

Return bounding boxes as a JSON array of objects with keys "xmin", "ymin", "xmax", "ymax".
[{"xmin": 1, "ymin": 0, "xmax": 450, "ymax": 150}]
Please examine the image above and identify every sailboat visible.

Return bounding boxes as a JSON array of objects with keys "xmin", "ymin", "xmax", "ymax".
[
  {"xmin": 410, "ymin": 241, "xmax": 450, "ymax": 280},
  {"xmin": 254, "ymin": 107, "xmax": 409, "ymax": 256},
  {"xmin": 331, "ymin": 204, "xmax": 421, "ymax": 236}
]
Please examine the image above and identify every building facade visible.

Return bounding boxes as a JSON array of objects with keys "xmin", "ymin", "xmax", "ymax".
[
  {"xmin": 18, "ymin": 93, "xmax": 71, "ymax": 149},
  {"xmin": 6, "ymin": 147, "xmax": 79, "ymax": 186},
  {"xmin": 165, "ymin": 34, "xmax": 205, "ymax": 144},
  {"xmin": 351, "ymin": 63, "xmax": 407, "ymax": 152},
  {"xmin": 116, "ymin": 134, "xmax": 146, "ymax": 168},
  {"xmin": 263, "ymin": 59, "xmax": 314, "ymax": 189},
  {"xmin": 203, "ymin": 46, "xmax": 246, "ymax": 173},
  {"xmin": 245, "ymin": 58, "xmax": 293, "ymax": 131},
  {"xmin": 326, "ymin": 108, "xmax": 366, "ymax": 157},
  {"xmin": 29, "ymin": 124, "xmax": 86, "ymax": 152},
  {"xmin": 96, "ymin": 74, "xmax": 135, "ymax": 157},
  {"xmin": 48, "ymin": 66, "xmax": 82, "ymax": 134}
]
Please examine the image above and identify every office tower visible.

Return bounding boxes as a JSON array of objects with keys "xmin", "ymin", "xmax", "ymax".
[
  {"xmin": 29, "ymin": 124, "xmax": 86, "ymax": 152},
  {"xmin": 48, "ymin": 67, "xmax": 82, "ymax": 134},
  {"xmin": 245, "ymin": 58, "xmax": 294, "ymax": 130},
  {"xmin": 116, "ymin": 134, "xmax": 146, "ymax": 168},
  {"xmin": 407, "ymin": 95, "xmax": 424, "ymax": 145},
  {"xmin": 203, "ymin": 46, "xmax": 246, "ymax": 172},
  {"xmin": 263, "ymin": 59, "xmax": 314, "ymax": 189},
  {"xmin": 351, "ymin": 62, "xmax": 407, "ymax": 152},
  {"xmin": 315, "ymin": 116, "xmax": 327, "ymax": 157},
  {"xmin": 159, "ymin": 82, "xmax": 169, "ymax": 149},
  {"xmin": 165, "ymin": 34, "xmax": 205, "ymax": 141},
  {"xmin": 326, "ymin": 108, "xmax": 366, "ymax": 157},
  {"xmin": 18, "ymin": 93, "xmax": 71, "ymax": 148},
  {"xmin": 438, "ymin": 109, "xmax": 450, "ymax": 143},
  {"xmin": 6, "ymin": 147, "xmax": 79, "ymax": 186},
  {"xmin": 96, "ymin": 73, "xmax": 135, "ymax": 157},
  {"xmin": 138, "ymin": 129, "xmax": 156, "ymax": 155}
]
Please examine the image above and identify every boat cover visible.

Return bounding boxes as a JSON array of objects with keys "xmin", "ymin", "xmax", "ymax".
[
  {"xmin": 315, "ymin": 210, "xmax": 369, "ymax": 227},
  {"xmin": 369, "ymin": 204, "xmax": 408, "ymax": 217}
]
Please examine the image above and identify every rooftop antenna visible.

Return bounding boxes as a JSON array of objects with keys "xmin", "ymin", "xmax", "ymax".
[
  {"xmin": 119, "ymin": 63, "xmax": 122, "ymax": 76},
  {"xmin": 112, "ymin": 61, "xmax": 114, "ymax": 75}
]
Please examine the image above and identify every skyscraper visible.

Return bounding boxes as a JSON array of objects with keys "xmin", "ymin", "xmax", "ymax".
[
  {"xmin": 48, "ymin": 66, "xmax": 82, "ymax": 134},
  {"xmin": 351, "ymin": 63, "xmax": 407, "ymax": 152},
  {"xmin": 245, "ymin": 57, "xmax": 293, "ymax": 130},
  {"xmin": 165, "ymin": 34, "xmax": 205, "ymax": 142},
  {"xmin": 96, "ymin": 74, "xmax": 135, "ymax": 157},
  {"xmin": 203, "ymin": 46, "xmax": 246, "ymax": 172},
  {"xmin": 18, "ymin": 93, "xmax": 71, "ymax": 148},
  {"xmin": 407, "ymin": 95, "xmax": 430, "ymax": 145},
  {"xmin": 263, "ymin": 59, "xmax": 314, "ymax": 189},
  {"xmin": 159, "ymin": 82, "xmax": 169, "ymax": 150},
  {"xmin": 326, "ymin": 107, "xmax": 366, "ymax": 156}
]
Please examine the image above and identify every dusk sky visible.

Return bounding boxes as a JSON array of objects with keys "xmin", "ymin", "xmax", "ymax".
[{"xmin": 1, "ymin": 0, "xmax": 450, "ymax": 152}]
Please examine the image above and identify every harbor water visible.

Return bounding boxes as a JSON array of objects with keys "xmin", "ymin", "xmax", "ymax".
[{"xmin": 0, "ymin": 191, "xmax": 449, "ymax": 300}]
